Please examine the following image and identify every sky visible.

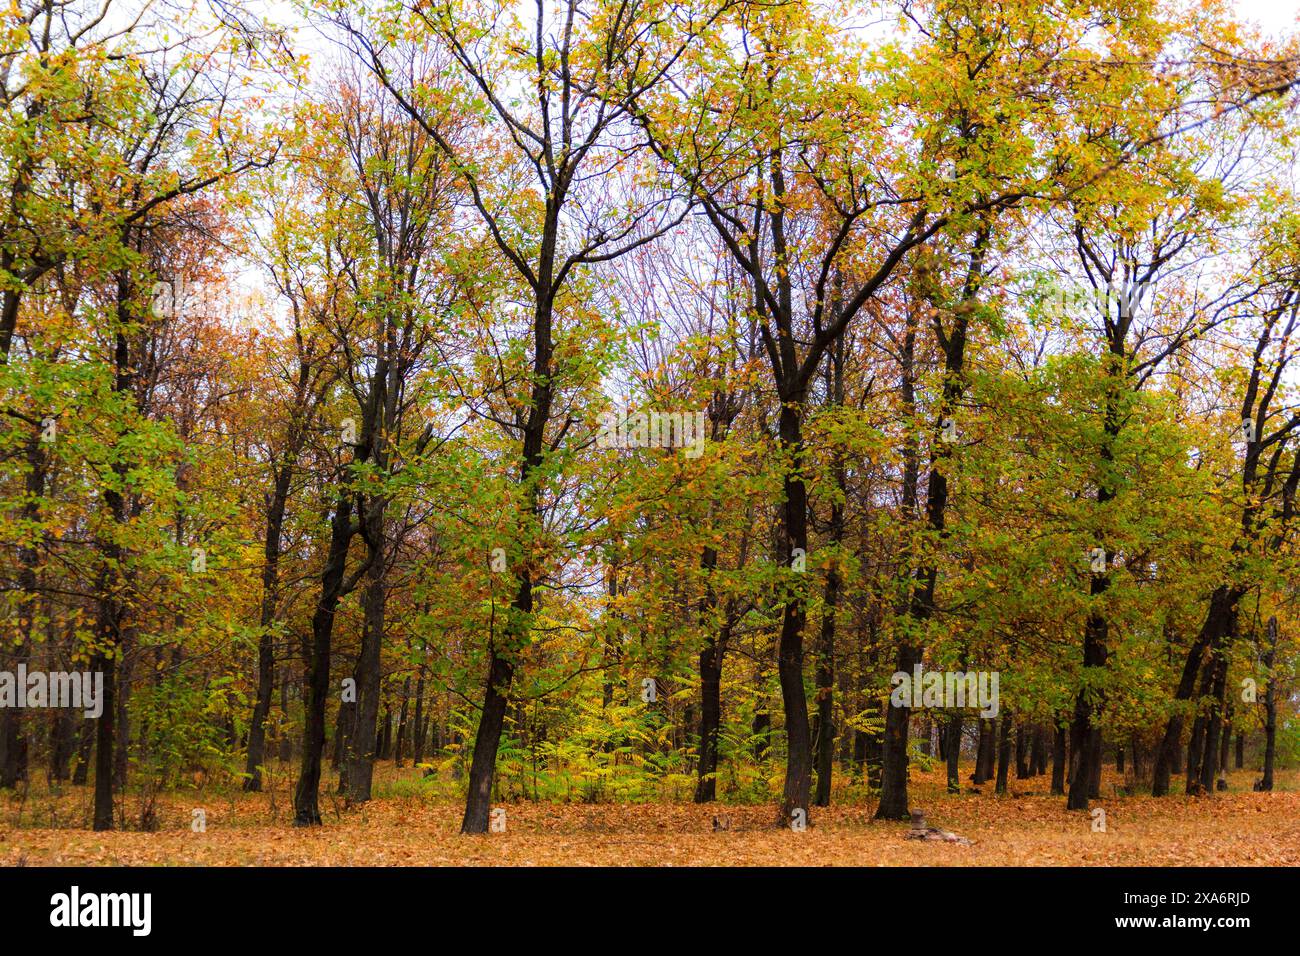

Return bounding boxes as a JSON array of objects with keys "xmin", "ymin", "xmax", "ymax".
[{"xmin": 1236, "ymin": 0, "xmax": 1300, "ymax": 34}]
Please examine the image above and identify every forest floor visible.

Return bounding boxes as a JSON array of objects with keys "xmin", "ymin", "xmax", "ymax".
[{"xmin": 2, "ymin": 765, "xmax": 1297, "ymax": 866}]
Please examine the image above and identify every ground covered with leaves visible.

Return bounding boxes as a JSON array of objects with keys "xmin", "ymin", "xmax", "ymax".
[{"xmin": 2, "ymin": 766, "xmax": 1296, "ymax": 867}]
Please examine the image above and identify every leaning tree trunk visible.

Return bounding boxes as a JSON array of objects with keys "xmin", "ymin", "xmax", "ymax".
[
  {"xmin": 1196, "ymin": 653, "xmax": 1228, "ymax": 795},
  {"xmin": 460, "ymin": 274, "xmax": 555, "ymax": 833},
  {"xmin": 1153, "ymin": 586, "xmax": 1236, "ymax": 795}
]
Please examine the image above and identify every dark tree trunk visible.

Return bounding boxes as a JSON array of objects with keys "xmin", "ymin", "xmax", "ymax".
[
  {"xmin": 49, "ymin": 711, "xmax": 72, "ymax": 783},
  {"xmin": 90, "ymin": 279, "xmax": 138, "ymax": 831},
  {"xmin": 293, "ymin": 494, "xmax": 355, "ymax": 826},
  {"xmin": 995, "ymin": 717, "xmax": 1011, "ymax": 794},
  {"xmin": 1051, "ymin": 724, "xmax": 1066, "ymax": 796},
  {"xmin": 877, "ymin": 644, "xmax": 917, "ymax": 818},
  {"xmin": 974, "ymin": 718, "xmax": 993, "ymax": 784},
  {"xmin": 1154, "ymin": 586, "xmax": 1238, "ymax": 795},
  {"xmin": 813, "ymin": 488, "xmax": 842, "ymax": 807},
  {"xmin": 877, "ymin": 232, "xmax": 986, "ymax": 821},
  {"xmin": 1186, "ymin": 648, "xmax": 1227, "ymax": 795},
  {"xmin": 1030, "ymin": 725, "xmax": 1047, "ymax": 777},
  {"xmin": 245, "ymin": 466, "xmax": 291, "ymax": 792},
  {"xmin": 1015, "ymin": 722, "xmax": 1029, "ymax": 778},
  {"xmin": 112, "ymin": 650, "xmax": 131, "ymax": 790},
  {"xmin": 343, "ymin": 506, "xmax": 387, "ymax": 802},
  {"xmin": 945, "ymin": 714, "xmax": 962, "ymax": 794},
  {"xmin": 460, "ymin": 269, "xmax": 556, "ymax": 833},
  {"xmin": 1068, "ymin": 605, "xmax": 1108, "ymax": 810},
  {"xmin": 461, "ymin": 643, "xmax": 514, "ymax": 832},
  {"xmin": 1260, "ymin": 618, "xmax": 1277, "ymax": 790},
  {"xmin": 695, "ymin": 634, "xmax": 724, "ymax": 803},
  {"xmin": 775, "ymin": 401, "xmax": 814, "ymax": 825},
  {"xmin": 694, "ymin": 541, "xmax": 724, "ymax": 804}
]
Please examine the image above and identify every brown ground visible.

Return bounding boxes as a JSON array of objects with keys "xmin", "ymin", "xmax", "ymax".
[{"xmin": 2, "ymin": 766, "xmax": 1296, "ymax": 866}]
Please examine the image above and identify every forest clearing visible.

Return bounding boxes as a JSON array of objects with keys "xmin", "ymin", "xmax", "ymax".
[
  {"xmin": 3, "ymin": 0, "xmax": 1300, "ymax": 901},
  {"xmin": 4, "ymin": 766, "xmax": 1298, "ymax": 866}
]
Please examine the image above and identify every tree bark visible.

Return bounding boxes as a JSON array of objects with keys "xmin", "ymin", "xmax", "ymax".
[
  {"xmin": 245, "ymin": 466, "xmax": 291, "ymax": 792},
  {"xmin": 995, "ymin": 717, "xmax": 1011, "ymax": 794},
  {"xmin": 293, "ymin": 493, "xmax": 356, "ymax": 826},
  {"xmin": 945, "ymin": 714, "xmax": 962, "ymax": 794},
  {"xmin": 1050, "ymin": 724, "xmax": 1066, "ymax": 795}
]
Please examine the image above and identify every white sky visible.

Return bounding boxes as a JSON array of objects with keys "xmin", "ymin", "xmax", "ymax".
[{"xmin": 1236, "ymin": 0, "xmax": 1300, "ymax": 32}]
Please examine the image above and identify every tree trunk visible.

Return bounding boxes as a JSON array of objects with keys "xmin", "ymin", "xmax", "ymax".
[
  {"xmin": 945, "ymin": 714, "xmax": 962, "ymax": 794},
  {"xmin": 460, "ymin": 274, "xmax": 555, "ymax": 833},
  {"xmin": 1050, "ymin": 724, "xmax": 1066, "ymax": 795},
  {"xmin": 1067, "ymin": 605, "xmax": 1108, "ymax": 810},
  {"xmin": 974, "ymin": 718, "xmax": 993, "ymax": 785},
  {"xmin": 245, "ymin": 467, "xmax": 291, "ymax": 792},
  {"xmin": 694, "ymin": 634, "xmax": 724, "ymax": 803},
  {"xmin": 395, "ymin": 676, "xmax": 411, "ymax": 768},
  {"xmin": 1260, "ymin": 618, "xmax": 1277, "ymax": 790},
  {"xmin": 813, "ymin": 493, "xmax": 842, "ymax": 808},
  {"xmin": 1154, "ymin": 586, "xmax": 1237, "ymax": 795},
  {"xmin": 90, "ymin": 279, "xmax": 137, "ymax": 831},
  {"xmin": 343, "ymin": 544, "xmax": 386, "ymax": 802},
  {"xmin": 1030, "ymin": 725, "xmax": 1047, "ymax": 777},
  {"xmin": 995, "ymin": 717, "xmax": 1011, "ymax": 794},
  {"xmin": 775, "ymin": 401, "xmax": 814, "ymax": 825},
  {"xmin": 293, "ymin": 494, "xmax": 355, "ymax": 826}
]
